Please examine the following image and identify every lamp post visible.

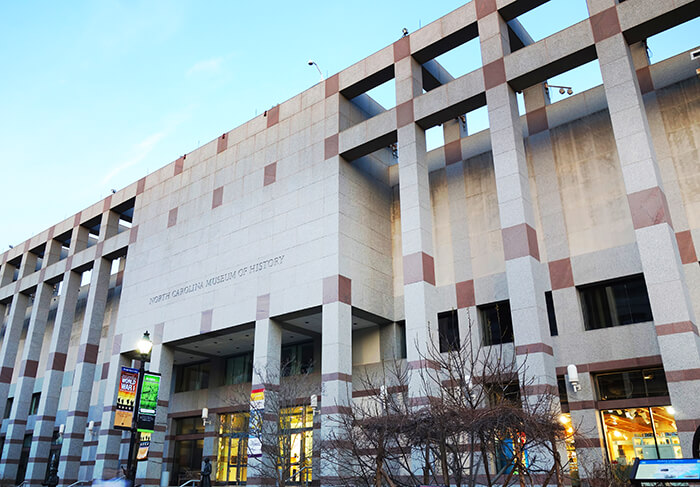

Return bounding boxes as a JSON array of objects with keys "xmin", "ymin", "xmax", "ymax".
[{"xmin": 125, "ymin": 331, "xmax": 153, "ymax": 486}]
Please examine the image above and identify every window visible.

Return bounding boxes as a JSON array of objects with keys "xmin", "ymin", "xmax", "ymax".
[
  {"xmin": 281, "ymin": 342, "xmax": 314, "ymax": 377},
  {"xmin": 216, "ymin": 413, "xmax": 250, "ymax": 485},
  {"xmin": 175, "ymin": 362, "xmax": 210, "ymax": 392},
  {"xmin": 479, "ymin": 300, "xmax": 514, "ymax": 345},
  {"xmin": 225, "ymin": 353, "xmax": 253, "ymax": 385},
  {"xmin": 174, "ymin": 416, "xmax": 206, "ymax": 435},
  {"xmin": 558, "ymin": 376, "xmax": 569, "ymax": 411},
  {"xmin": 438, "ymin": 311, "xmax": 460, "ymax": 352},
  {"xmin": 28, "ymin": 393, "xmax": 41, "ymax": 415},
  {"xmin": 4, "ymin": 397, "xmax": 13, "ymax": 419},
  {"xmin": 595, "ymin": 367, "xmax": 669, "ymax": 401},
  {"xmin": 579, "ymin": 275, "xmax": 653, "ymax": 330},
  {"xmin": 545, "ymin": 291, "xmax": 558, "ymax": 336}
]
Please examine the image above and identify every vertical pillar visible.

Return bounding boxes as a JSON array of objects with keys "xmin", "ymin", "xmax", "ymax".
[
  {"xmin": 566, "ymin": 370, "xmax": 606, "ymax": 477},
  {"xmin": 25, "ymin": 270, "xmax": 81, "ymax": 487},
  {"xmin": 0, "ymin": 292, "xmax": 31, "ymax": 419},
  {"xmin": 139, "ymin": 343, "xmax": 174, "ymax": 487},
  {"xmin": 0, "ymin": 281, "xmax": 54, "ymax": 480},
  {"xmin": 93, "ymin": 352, "xmax": 130, "ymax": 482},
  {"xmin": 393, "ymin": 35, "xmax": 440, "ymax": 402},
  {"xmin": 587, "ymin": 0, "xmax": 700, "ymax": 455},
  {"xmin": 319, "ymin": 277, "xmax": 353, "ymax": 486},
  {"xmin": 477, "ymin": 2, "xmax": 558, "ymax": 402},
  {"xmin": 58, "ymin": 257, "xmax": 112, "ymax": 486},
  {"xmin": 246, "ymin": 294, "xmax": 281, "ymax": 487}
]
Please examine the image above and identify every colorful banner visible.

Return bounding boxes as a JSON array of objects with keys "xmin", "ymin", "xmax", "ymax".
[
  {"xmin": 137, "ymin": 432, "xmax": 152, "ymax": 461},
  {"xmin": 114, "ymin": 367, "xmax": 139, "ymax": 430},
  {"xmin": 247, "ymin": 388, "xmax": 265, "ymax": 457},
  {"xmin": 137, "ymin": 372, "xmax": 161, "ymax": 433}
]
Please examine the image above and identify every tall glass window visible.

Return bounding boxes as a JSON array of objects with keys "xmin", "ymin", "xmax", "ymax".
[
  {"xmin": 216, "ymin": 413, "xmax": 249, "ymax": 485},
  {"xmin": 601, "ymin": 406, "xmax": 682, "ymax": 463},
  {"xmin": 479, "ymin": 300, "xmax": 514, "ymax": 345},
  {"xmin": 225, "ymin": 353, "xmax": 253, "ymax": 385},
  {"xmin": 281, "ymin": 342, "xmax": 314, "ymax": 377},
  {"xmin": 579, "ymin": 275, "xmax": 653, "ymax": 330},
  {"xmin": 175, "ymin": 362, "xmax": 210, "ymax": 392}
]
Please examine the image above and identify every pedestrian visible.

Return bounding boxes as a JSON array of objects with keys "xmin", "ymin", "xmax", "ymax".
[{"xmin": 201, "ymin": 458, "xmax": 212, "ymax": 487}]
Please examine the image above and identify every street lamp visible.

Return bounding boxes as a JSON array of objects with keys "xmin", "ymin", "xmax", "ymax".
[{"xmin": 125, "ymin": 331, "xmax": 152, "ymax": 486}]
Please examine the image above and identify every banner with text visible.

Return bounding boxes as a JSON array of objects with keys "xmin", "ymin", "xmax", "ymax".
[
  {"xmin": 137, "ymin": 372, "xmax": 161, "ymax": 433},
  {"xmin": 114, "ymin": 367, "xmax": 139, "ymax": 430}
]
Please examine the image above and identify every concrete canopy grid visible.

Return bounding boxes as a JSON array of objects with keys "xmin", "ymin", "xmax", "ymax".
[{"xmin": 0, "ymin": 0, "xmax": 700, "ymax": 486}]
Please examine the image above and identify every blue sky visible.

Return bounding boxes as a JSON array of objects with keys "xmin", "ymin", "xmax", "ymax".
[{"xmin": 0, "ymin": 1, "xmax": 697, "ymax": 248}]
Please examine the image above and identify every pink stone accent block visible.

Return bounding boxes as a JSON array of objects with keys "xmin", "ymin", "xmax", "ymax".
[
  {"xmin": 174, "ymin": 155, "xmax": 185, "ymax": 175},
  {"xmin": 502, "ymin": 223, "xmax": 540, "ymax": 261},
  {"xmin": 212, "ymin": 186, "xmax": 224, "ymax": 208},
  {"xmin": 675, "ymin": 231, "xmax": 697, "ymax": 264},
  {"xmin": 590, "ymin": 7, "xmax": 621, "ymax": 43},
  {"xmin": 483, "ymin": 58, "xmax": 506, "ymax": 90},
  {"xmin": 79, "ymin": 343, "xmax": 99, "ymax": 364},
  {"xmin": 49, "ymin": 352, "xmax": 67, "ymax": 371},
  {"xmin": 323, "ymin": 275, "xmax": 352, "ymax": 305},
  {"xmin": 456, "ymin": 280, "xmax": 475, "ymax": 308},
  {"xmin": 167, "ymin": 208, "xmax": 178, "ymax": 228},
  {"xmin": 137, "ymin": 177, "xmax": 146, "ymax": 195},
  {"xmin": 393, "ymin": 36, "xmax": 410, "ymax": 62},
  {"xmin": 101, "ymin": 363, "xmax": 110, "ymax": 380},
  {"xmin": 325, "ymin": 74, "xmax": 339, "ymax": 98},
  {"xmin": 665, "ymin": 368, "xmax": 700, "ymax": 382},
  {"xmin": 0, "ymin": 366, "xmax": 12, "ymax": 383},
  {"xmin": 264, "ymin": 162, "xmax": 277, "ymax": 186},
  {"xmin": 403, "ymin": 252, "xmax": 436, "ymax": 286},
  {"xmin": 396, "ymin": 101, "xmax": 414, "ymax": 128},
  {"xmin": 73, "ymin": 212, "xmax": 82, "ymax": 228},
  {"xmin": 656, "ymin": 320, "xmax": 699, "ymax": 336},
  {"xmin": 217, "ymin": 133, "xmax": 228, "ymax": 154},
  {"xmin": 324, "ymin": 134, "xmax": 339, "ymax": 160},
  {"xmin": 627, "ymin": 186, "xmax": 671, "ymax": 230},
  {"xmin": 20, "ymin": 359, "xmax": 39, "ymax": 378},
  {"xmin": 549, "ymin": 258, "xmax": 574, "ymax": 290},
  {"xmin": 201, "ymin": 309, "xmax": 213, "ymax": 333},
  {"xmin": 112, "ymin": 334, "xmax": 122, "ymax": 355},
  {"xmin": 256, "ymin": 294, "xmax": 270, "ymax": 320},
  {"xmin": 444, "ymin": 140, "xmax": 462, "ymax": 165},
  {"xmin": 515, "ymin": 342, "xmax": 554, "ymax": 356},
  {"xmin": 266, "ymin": 105, "xmax": 280, "ymax": 128},
  {"xmin": 526, "ymin": 107, "xmax": 548, "ymax": 135},
  {"xmin": 475, "ymin": 0, "xmax": 497, "ymax": 19}
]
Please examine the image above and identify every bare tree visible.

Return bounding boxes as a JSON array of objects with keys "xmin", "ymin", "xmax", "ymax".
[
  {"xmin": 325, "ymin": 311, "xmax": 573, "ymax": 487},
  {"xmin": 222, "ymin": 360, "xmax": 319, "ymax": 487}
]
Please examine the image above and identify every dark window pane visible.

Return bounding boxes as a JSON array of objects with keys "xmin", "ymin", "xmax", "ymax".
[
  {"xmin": 226, "ymin": 353, "xmax": 253, "ymax": 385},
  {"xmin": 596, "ymin": 367, "xmax": 669, "ymax": 401},
  {"xmin": 642, "ymin": 368, "xmax": 670, "ymax": 397},
  {"xmin": 282, "ymin": 342, "xmax": 315, "ymax": 377},
  {"xmin": 3, "ymin": 398, "xmax": 13, "ymax": 419},
  {"xmin": 438, "ymin": 311, "xmax": 460, "ymax": 352},
  {"xmin": 396, "ymin": 321, "xmax": 407, "ymax": 359},
  {"xmin": 175, "ymin": 362, "xmax": 210, "ymax": 392},
  {"xmin": 545, "ymin": 291, "xmax": 558, "ymax": 336},
  {"xmin": 479, "ymin": 300, "xmax": 513, "ymax": 345},
  {"xmin": 557, "ymin": 376, "xmax": 569, "ymax": 406},
  {"xmin": 580, "ymin": 275, "xmax": 653, "ymax": 330}
]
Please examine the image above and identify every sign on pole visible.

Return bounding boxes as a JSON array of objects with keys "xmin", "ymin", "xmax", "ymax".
[
  {"xmin": 114, "ymin": 367, "xmax": 139, "ymax": 430},
  {"xmin": 137, "ymin": 372, "xmax": 161, "ymax": 433},
  {"xmin": 247, "ymin": 388, "xmax": 265, "ymax": 457}
]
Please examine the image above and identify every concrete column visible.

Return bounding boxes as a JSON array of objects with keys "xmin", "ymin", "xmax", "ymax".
[
  {"xmin": 477, "ymin": 8, "xmax": 558, "ymax": 402},
  {"xmin": 18, "ymin": 252, "xmax": 38, "ymax": 280},
  {"xmin": 93, "ymin": 353, "xmax": 130, "ymax": 482},
  {"xmin": 139, "ymin": 344, "xmax": 174, "ymax": 487},
  {"xmin": 44, "ymin": 238, "xmax": 63, "ymax": 268},
  {"xmin": 393, "ymin": 36, "xmax": 440, "ymax": 403},
  {"xmin": 588, "ymin": 0, "xmax": 700, "ymax": 454},
  {"xmin": 567, "ymin": 371, "xmax": 606, "ymax": 481},
  {"xmin": 0, "ymin": 281, "xmax": 54, "ymax": 481},
  {"xmin": 319, "ymin": 298, "xmax": 352, "ymax": 485},
  {"xmin": 101, "ymin": 211, "xmax": 120, "ymax": 241},
  {"xmin": 246, "ymin": 297, "xmax": 282, "ymax": 487},
  {"xmin": 59, "ymin": 257, "xmax": 112, "ymax": 486},
  {"xmin": 0, "ymin": 292, "xmax": 31, "ymax": 417},
  {"xmin": 24, "ymin": 270, "xmax": 81, "ymax": 487},
  {"xmin": 0, "ymin": 262, "xmax": 16, "ymax": 287}
]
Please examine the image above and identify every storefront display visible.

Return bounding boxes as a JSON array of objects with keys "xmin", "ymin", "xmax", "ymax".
[{"xmin": 601, "ymin": 406, "xmax": 682, "ymax": 465}]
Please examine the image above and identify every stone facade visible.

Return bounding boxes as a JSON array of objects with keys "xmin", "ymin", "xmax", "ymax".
[{"xmin": 1, "ymin": 1, "xmax": 700, "ymax": 486}]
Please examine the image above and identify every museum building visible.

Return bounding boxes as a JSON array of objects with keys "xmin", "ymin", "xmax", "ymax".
[{"xmin": 1, "ymin": 0, "xmax": 700, "ymax": 485}]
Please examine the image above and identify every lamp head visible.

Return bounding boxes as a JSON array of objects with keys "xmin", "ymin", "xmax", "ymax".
[
  {"xmin": 402, "ymin": 27, "xmax": 409, "ymax": 37},
  {"xmin": 137, "ymin": 330, "xmax": 153, "ymax": 357},
  {"xmin": 308, "ymin": 59, "xmax": 315, "ymax": 66}
]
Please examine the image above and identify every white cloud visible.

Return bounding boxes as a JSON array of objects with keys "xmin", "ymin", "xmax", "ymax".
[{"xmin": 186, "ymin": 57, "xmax": 224, "ymax": 78}]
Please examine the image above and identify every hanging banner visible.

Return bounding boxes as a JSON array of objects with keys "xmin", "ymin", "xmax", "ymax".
[
  {"xmin": 137, "ymin": 372, "xmax": 161, "ymax": 433},
  {"xmin": 114, "ymin": 367, "xmax": 139, "ymax": 430},
  {"xmin": 247, "ymin": 388, "xmax": 265, "ymax": 457},
  {"xmin": 137, "ymin": 432, "xmax": 152, "ymax": 461}
]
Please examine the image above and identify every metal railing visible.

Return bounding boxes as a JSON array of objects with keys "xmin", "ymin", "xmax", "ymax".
[
  {"xmin": 67, "ymin": 481, "xmax": 91, "ymax": 487},
  {"xmin": 15, "ymin": 481, "xmax": 28, "ymax": 487},
  {"xmin": 178, "ymin": 480, "xmax": 200, "ymax": 487}
]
